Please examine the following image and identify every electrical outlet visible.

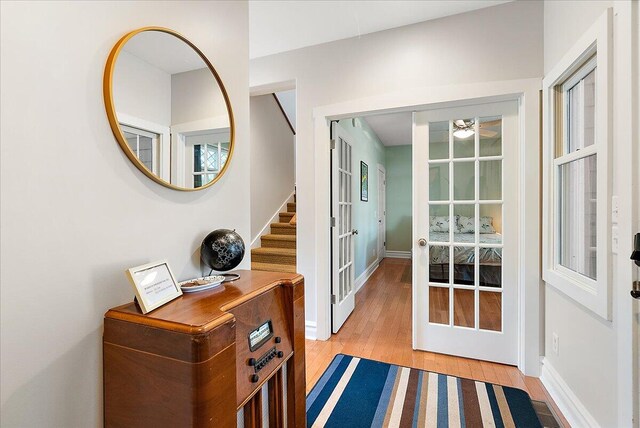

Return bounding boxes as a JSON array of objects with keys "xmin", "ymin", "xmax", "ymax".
[
  {"xmin": 612, "ymin": 196, "xmax": 619, "ymax": 224},
  {"xmin": 552, "ymin": 333, "xmax": 559, "ymax": 355}
]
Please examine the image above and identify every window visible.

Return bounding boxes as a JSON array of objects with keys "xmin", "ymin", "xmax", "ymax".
[
  {"xmin": 121, "ymin": 124, "xmax": 160, "ymax": 174},
  {"xmin": 542, "ymin": 9, "xmax": 611, "ymax": 319}
]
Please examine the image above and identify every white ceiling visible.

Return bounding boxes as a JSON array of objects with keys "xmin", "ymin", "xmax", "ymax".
[
  {"xmin": 123, "ymin": 31, "xmax": 207, "ymax": 75},
  {"xmin": 363, "ymin": 112, "xmax": 412, "ymax": 147},
  {"xmin": 249, "ymin": 0, "xmax": 511, "ymax": 59}
]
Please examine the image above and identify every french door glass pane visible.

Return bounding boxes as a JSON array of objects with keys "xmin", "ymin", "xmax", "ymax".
[
  {"xmin": 429, "ymin": 205, "xmax": 449, "ymax": 242},
  {"xmin": 454, "ymin": 204, "xmax": 475, "ymax": 240},
  {"xmin": 454, "ymin": 162, "xmax": 474, "ymax": 200},
  {"xmin": 429, "ymin": 286, "xmax": 449, "ymax": 324},
  {"xmin": 429, "ymin": 121, "xmax": 449, "ymax": 160},
  {"xmin": 429, "ymin": 245, "xmax": 449, "ymax": 284},
  {"xmin": 479, "ymin": 291, "xmax": 502, "ymax": 331},
  {"xmin": 567, "ymin": 69, "xmax": 596, "ymax": 153},
  {"xmin": 479, "ymin": 203, "xmax": 502, "ymax": 240},
  {"xmin": 454, "ymin": 289, "xmax": 474, "ymax": 328},
  {"xmin": 454, "ymin": 246, "xmax": 474, "ymax": 285},
  {"xmin": 479, "ymin": 248, "xmax": 502, "ymax": 288},
  {"xmin": 479, "ymin": 116, "xmax": 502, "ymax": 157},
  {"xmin": 453, "ymin": 118, "xmax": 475, "ymax": 158},
  {"xmin": 479, "ymin": 160, "xmax": 501, "ymax": 200},
  {"xmin": 559, "ymin": 155, "xmax": 597, "ymax": 279},
  {"xmin": 429, "ymin": 164, "xmax": 449, "ymax": 201}
]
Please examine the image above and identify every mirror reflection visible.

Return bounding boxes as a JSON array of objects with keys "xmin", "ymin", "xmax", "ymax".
[{"xmin": 107, "ymin": 28, "xmax": 233, "ymax": 190}]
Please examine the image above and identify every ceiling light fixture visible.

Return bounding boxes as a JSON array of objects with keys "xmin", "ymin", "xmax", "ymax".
[{"xmin": 453, "ymin": 128, "xmax": 474, "ymax": 139}]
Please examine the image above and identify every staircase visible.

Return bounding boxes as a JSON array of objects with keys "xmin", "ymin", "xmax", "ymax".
[{"xmin": 251, "ymin": 201, "xmax": 297, "ymax": 273}]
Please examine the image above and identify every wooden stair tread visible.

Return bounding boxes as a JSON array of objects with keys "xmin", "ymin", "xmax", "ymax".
[
  {"xmin": 251, "ymin": 262, "xmax": 297, "ymax": 274},
  {"xmin": 262, "ymin": 234, "xmax": 296, "ymax": 241},
  {"xmin": 271, "ymin": 222, "xmax": 295, "ymax": 228},
  {"xmin": 251, "ymin": 247, "xmax": 296, "ymax": 256}
]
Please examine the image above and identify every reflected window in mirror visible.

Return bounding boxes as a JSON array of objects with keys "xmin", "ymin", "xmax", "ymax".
[{"xmin": 121, "ymin": 125, "xmax": 160, "ymax": 175}]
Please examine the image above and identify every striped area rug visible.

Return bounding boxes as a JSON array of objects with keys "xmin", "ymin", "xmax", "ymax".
[{"xmin": 306, "ymin": 354, "xmax": 542, "ymax": 428}]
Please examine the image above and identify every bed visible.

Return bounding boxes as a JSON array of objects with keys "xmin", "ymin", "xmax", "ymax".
[{"xmin": 428, "ymin": 231, "xmax": 502, "ymax": 287}]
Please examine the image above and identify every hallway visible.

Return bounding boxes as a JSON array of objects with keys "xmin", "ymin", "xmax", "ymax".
[{"xmin": 305, "ymin": 258, "xmax": 567, "ymax": 426}]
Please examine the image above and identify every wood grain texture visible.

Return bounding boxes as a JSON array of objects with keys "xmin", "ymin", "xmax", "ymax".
[
  {"xmin": 104, "ymin": 270, "xmax": 306, "ymax": 428},
  {"xmin": 268, "ymin": 369, "xmax": 284, "ymax": 428},
  {"xmin": 305, "ymin": 259, "xmax": 569, "ymax": 428}
]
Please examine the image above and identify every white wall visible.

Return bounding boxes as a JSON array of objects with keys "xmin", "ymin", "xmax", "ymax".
[
  {"xmin": 250, "ymin": 0, "xmax": 543, "ymax": 333},
  {"xmin": 171, "ymin": 67, "xmax": 230, "ymax": 126},
  {"xmin": 542, "ymin": 2, "xmax": 637, "ymax": 427},
  {"xmin": 0, "ymin": 1, "xmax": 249, "ymax": 427},
  {"xmin": 113, "ymin": 50, "xmax": 171, "ymax": 126},
  {"xmin": 250, "ymin": 94, "xmax": 295, "ymax": 240}
]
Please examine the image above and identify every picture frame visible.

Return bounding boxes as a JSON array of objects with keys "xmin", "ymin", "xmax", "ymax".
[
  {"xmin": 125, "ymin": 260, "xmax": 182, "ymax": 314},
  {"xmin": 360, "ymin": 161, "xmax": 369, "ymax": 202}
]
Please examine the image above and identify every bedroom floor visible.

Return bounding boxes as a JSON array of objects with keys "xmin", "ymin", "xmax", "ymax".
[{"xmin": 304, "ymin": 258, "xmax": 568, "ymax": 427}]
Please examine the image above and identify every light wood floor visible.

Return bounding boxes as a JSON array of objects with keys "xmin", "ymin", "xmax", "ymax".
[{"xmin": 304, "ymin": 258, "xmax": 568, "ymax": 427}]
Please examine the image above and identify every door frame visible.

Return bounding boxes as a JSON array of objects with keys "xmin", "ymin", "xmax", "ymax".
[
  {"xmin": 377, "ymin": 164, "xmax": 386, "ymax": 263},
  {"xmin": 312, "ymin": 78, "xmax": 542, "ymax": 375}
]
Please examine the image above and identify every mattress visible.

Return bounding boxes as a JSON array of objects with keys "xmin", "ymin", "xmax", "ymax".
[{"xmin": 428, "ymin": 232, "xmax": 502, "ymax": 265}]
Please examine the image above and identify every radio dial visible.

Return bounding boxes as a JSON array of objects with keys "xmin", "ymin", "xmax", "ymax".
[
  {"xmin": 275, "ymin": 336, "xmax": 281, "ymax": 344},
  {"xmin": 248, "ymin": 358, "xmax": 256, "ymax": 366},
  {"xmin": 250, "ymin": 374, "xmax": 259, "ymax": 383},
  {"xmin": 277, "ymin": 351, "xmax": 284, "ymax": 358}
]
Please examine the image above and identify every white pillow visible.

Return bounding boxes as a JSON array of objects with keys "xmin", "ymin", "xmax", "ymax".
[
  {"xmin": 456, "ymin": 216, "xmax": 496, "ymax": 234},
  {"xmin": 429, "ymin": 216, "xmax": 451, "ymax": 232}
]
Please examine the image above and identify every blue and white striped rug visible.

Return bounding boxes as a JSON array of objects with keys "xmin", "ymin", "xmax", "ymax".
[{"xmin": 306, "ymin": 354, "xmax": 542, "ymax": 428}]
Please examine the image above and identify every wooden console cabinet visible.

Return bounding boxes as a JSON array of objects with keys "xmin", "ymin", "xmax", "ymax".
[{"xmin": 103, "ymin": 270, "xmax": 305, "ymax": 428}]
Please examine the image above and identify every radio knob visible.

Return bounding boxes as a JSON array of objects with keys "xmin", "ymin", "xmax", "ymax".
[
  {"xmin": 250, "ymin": 374, "xmax": 259, "ymax": 383},
  {"xmin": 248, "ymin": 358, "xmax": 256, "ymax": 366},
  {"xmin": 277, "ymin": 351, "xmax": 284, "ymax": 358},
  {"xmin": 275, "ymin": 336, "xmax": 281, "ymax": 344}
]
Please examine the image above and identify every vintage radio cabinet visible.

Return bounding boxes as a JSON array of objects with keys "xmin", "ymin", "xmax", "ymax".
[{"xmin": 103, "ymin": 270, "xmax": 305, "ymax": 427}]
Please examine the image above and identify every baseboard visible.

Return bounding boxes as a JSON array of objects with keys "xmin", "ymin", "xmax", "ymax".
[
  {"xmin": 250, "ymin": 191, "xmax": 295, "ymax": 249},
  {"xmin": 355, "ymin": 261, "xmax": 379, "ymax": 293},
  {"xmin": 385, "ymin": 250, "xmax": 411, "ymax": 259},
  {"xmin": 540, "ymin": 357, "xmax": 600, "ymax": 428},
  {"xmin": 305, "ymin": 321, "xmax": 317, "ymax": 340}
]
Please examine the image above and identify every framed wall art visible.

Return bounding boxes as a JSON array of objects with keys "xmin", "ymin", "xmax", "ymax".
[{"xmin": 360, "ymin": 161, "xmax": 369, "ymax": 202}]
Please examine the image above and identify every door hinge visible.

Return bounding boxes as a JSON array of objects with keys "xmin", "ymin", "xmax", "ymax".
[
  {"xmin": 330, "ymin": 217, "xmax": 336, "ymax": 227},
  {"xmin": 331, "ymin": 295, "xmax": 338, "ymax": 304},
  {"xmin": 330, "ymin": 139, "xmax": 336, "ymax": 150}
]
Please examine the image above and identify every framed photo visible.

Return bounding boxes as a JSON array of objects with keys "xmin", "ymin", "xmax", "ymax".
[
  {"xmin": 360, "ymin": 161, "xmax": 369, "ymax": 202},
  {"xmin": 125, "ymin": 260, "xmax": 182, "ymax": 314}
]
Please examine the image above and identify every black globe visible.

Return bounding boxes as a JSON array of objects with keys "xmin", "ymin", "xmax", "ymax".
[{"xmin": 201, "ymin": 229, "xmax": 245, "ymax": 272}]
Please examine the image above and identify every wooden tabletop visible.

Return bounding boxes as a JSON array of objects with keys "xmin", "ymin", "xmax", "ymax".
[{"xmin": 105, "ymin": 270, "xmax": 303, "ymax": 335}]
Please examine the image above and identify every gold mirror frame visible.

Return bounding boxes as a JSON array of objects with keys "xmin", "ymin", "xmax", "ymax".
[{"xmin": 103, "ymin": 27, "xmax": 235, "ymax": 191}]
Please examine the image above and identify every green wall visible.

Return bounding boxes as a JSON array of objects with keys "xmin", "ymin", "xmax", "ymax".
[
  {"xmin": 385, "ymin": 145, "xmax": 412, "ymax": 252},
  {"xmin": 337, "ymin": 119, "xmax": 386, "ymax": 278}
]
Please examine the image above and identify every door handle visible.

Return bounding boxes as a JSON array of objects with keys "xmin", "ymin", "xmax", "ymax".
[
  {"xmin": 632, "ymin": 282, "xmax": 640, "ymax": 300},
  {"xmin": 418, "ymin": 238, "xmax": 427, "ymax": 247},
  {"xmin": 352, "ymin": 229, "xmax": 359, "ymax": 235}
]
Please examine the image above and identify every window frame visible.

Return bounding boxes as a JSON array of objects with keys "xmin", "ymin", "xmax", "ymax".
[{"xmin": 542, "ymin": 8, "xmax": 612, "ymax": 320}]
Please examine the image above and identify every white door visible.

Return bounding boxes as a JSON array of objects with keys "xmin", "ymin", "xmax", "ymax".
[
  {"xmin": 331, "ymin": 122, "xmax": 356, "ymax": 333},
  {"xmin": 413, "ymin": 101, "xmax": 519, "ymax": 364},
  {"xmin": 377, "ymin": 165, "xmax": 386, "ymax": 261}
]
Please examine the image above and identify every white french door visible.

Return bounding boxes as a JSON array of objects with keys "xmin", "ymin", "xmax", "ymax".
[
  {"xmin": 377, "ymin": 165, "xmax": 386, "ymax": 261},
  {"xmin": 331, "ymin": 122, "xmax": 356, "ymax": 333},
  {"xmin": 413, "ymin": 101, "xmax": 519, "ymax": 365}
]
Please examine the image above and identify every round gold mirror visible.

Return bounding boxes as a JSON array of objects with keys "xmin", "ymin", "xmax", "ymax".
[{"xmin": 104, "ymin": 27, "xmax": 235, "ymax": 191}]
